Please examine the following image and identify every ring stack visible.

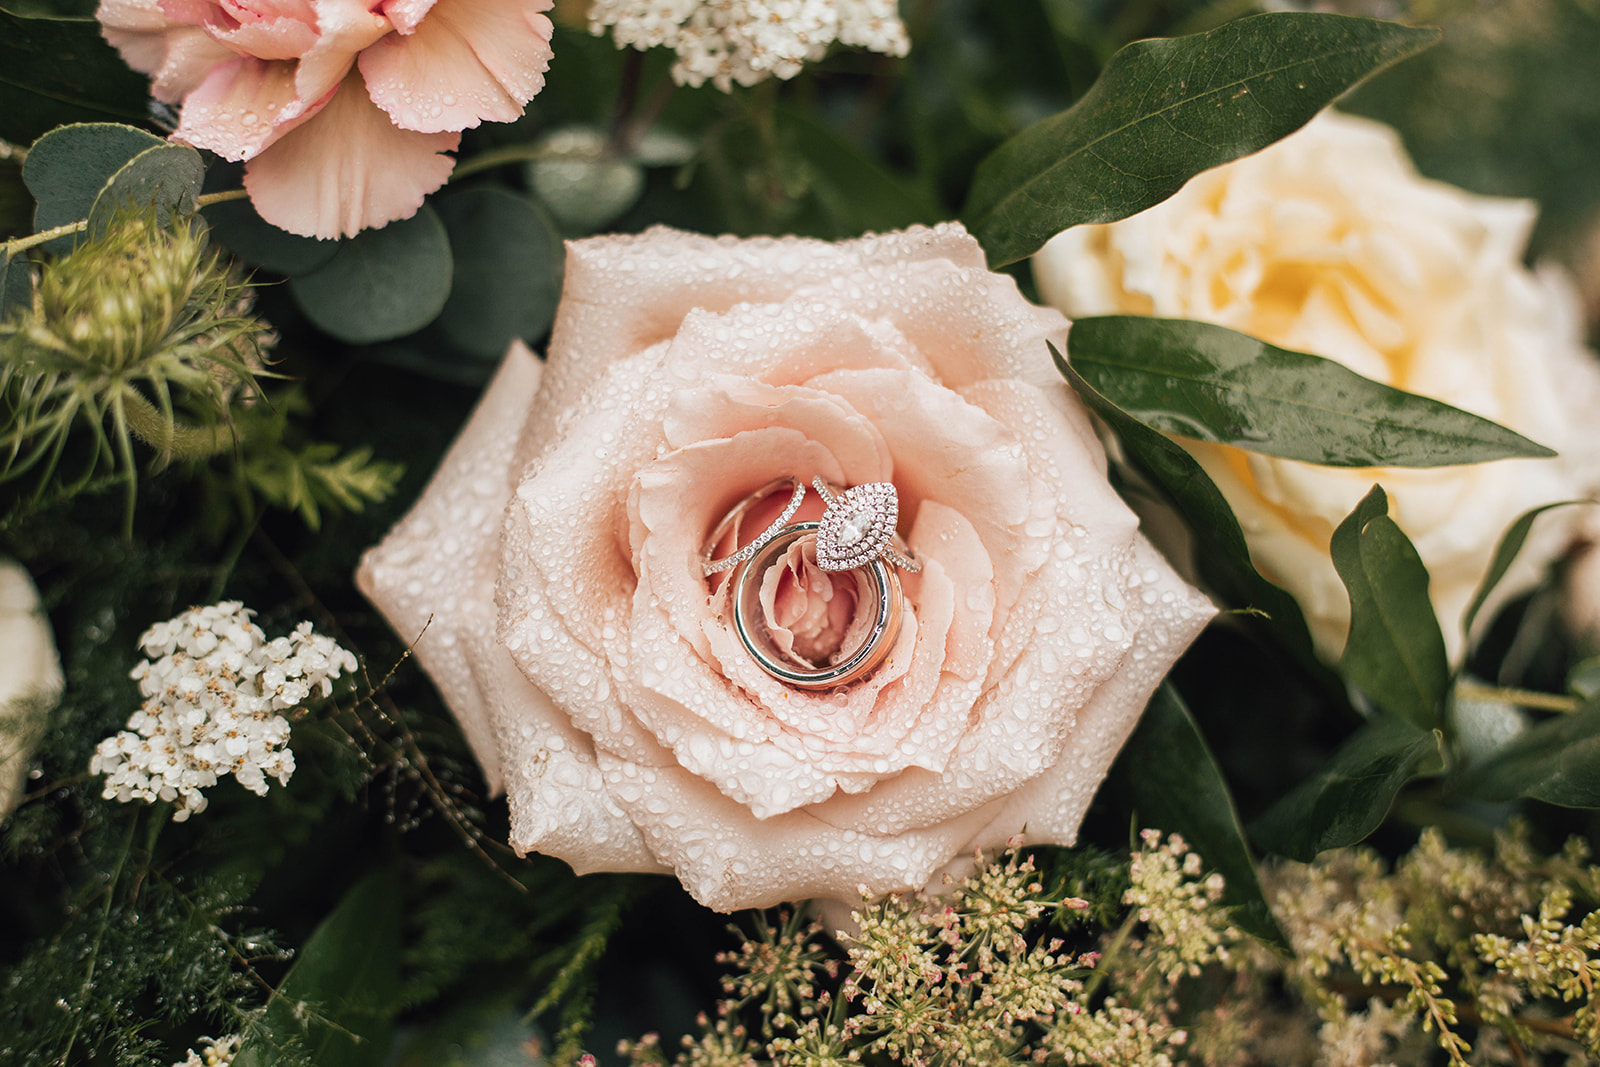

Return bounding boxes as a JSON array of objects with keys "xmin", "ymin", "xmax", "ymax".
[{"xmin": 699, "ymin": 475, "xmax": 916, "ymax": 690}]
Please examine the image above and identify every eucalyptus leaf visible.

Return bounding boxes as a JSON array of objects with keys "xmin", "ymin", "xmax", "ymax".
[
  {"xmin": 0, "ymin": 13, "xmax": 151, "ymax": 147},
  {"xmin": 1457, "ymin": 706, "xmax": 1600, "ymax": 808},
  {"xmin": 526, "ymin": 126, "xmax": 645, "ymax": 233},
  {"xmin": 1116, "ymin": 684, "xmax": 1286, "ymax": 946},
  {"xmin": 434, "ymin": 187, "xmax": 563, "ymax": 359},
  {"xmin": 1051, "ymin": 342, "xmax": 1317, "ymax": 661},
  {"xmin": 1067, "ymin": 317, "xmax": 1554, "ymax": 467},
  {"xmin": 86, "ymin": 142, "xmax": 204, "ymax": 237},
  {"xmin": 23, "ymin": 123, "xmax": 165, "ymax": 252},
  {"xmin": 1251, "ymin": 714, "xmax": 1441, "ymax": 860},
  {"xmin": 964, "ymin": 12, "xmax": 1440, "ymax": 267},
  {"xmin": 204, "ymin": 196, "xmax": 339, "ymax": 275},
  {"xmin": 1461, "ymin": 501, "xmax": 1588, "ymax": 638},
  {"xmin": 1331, "ymin": 486, "xmax": 1450, "ymax": 732},
  {"xmin": 289, "ymin": 206, "xmax": 454, "ymax": 344},
  {"xmin": 234, "ymin": 873, "xmax": 402, "ymax": 1067}
]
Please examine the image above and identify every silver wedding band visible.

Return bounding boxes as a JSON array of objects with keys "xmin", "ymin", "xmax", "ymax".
[{"xmin": 730, "ymin": 523, "xmax": 902, "ymax": 690}]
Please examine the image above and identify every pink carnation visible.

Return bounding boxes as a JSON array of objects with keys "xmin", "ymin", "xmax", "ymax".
[{"xmin": 98, "ymin": 0, "xmax": 555, "ymax": 239}]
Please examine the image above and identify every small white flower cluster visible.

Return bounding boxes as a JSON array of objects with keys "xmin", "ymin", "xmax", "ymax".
[
  {"xmin": 90, "ymin": 602, "xmax": 357, "ymax": 821},
  {"xmin": 588, "ymin": 0, "xmax": 909, "ymax": 91},
  {"xmin": 172, "ymin": 1035, "xmax": 240, "ymax": 1067}
]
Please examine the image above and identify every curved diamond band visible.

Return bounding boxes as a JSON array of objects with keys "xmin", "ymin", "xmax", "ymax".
[
  {"xmin": 811, "ymin": 477, "xmax": 921, "ymax": 573},
  {"xmin": 731, "ymin": 522, "xmax": 903, "ymax": 689},
  {"xmin": 701, "ymin": 477, "xmax": 807, "ymax": 577}
]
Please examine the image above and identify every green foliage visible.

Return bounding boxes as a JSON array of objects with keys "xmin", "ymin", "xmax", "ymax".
[
  {"xmin": 227, "ymin": 389, "xmax": 403, "ymax": 532},
  {"xmin": 22, "ymin": 123, "xmax": 166, "ymax": 251},
  {"xmin": 288, "ymin": 207, "xmax": 454, "ymax": 345},
  {"xmin": 0, "ymin": 11, "xmax": 150, "ymax": 147},
  {"xmin": 1459, "ymin": 705, "xmax": 1600, "ymax": 809},
  {"xmin": 1251, "ymin": 715, "xmax": 1441, "ymax": 862},
  {"xmin": 1052, "ymin": 341, "xmax": 1318, "ymax": 664},
  {"xmin": 1112, "ymin": 685, "xmax": 1284, "ymax": 946},
  {"xmin": 963, "ymin": 12, "xmax": 1440, "ymax": 267},
  {"xmin": 433, "ymin": 187, "xmax": 564, "ymax": 360},
  {"xmin": 1332, "ymin": 485, "xmax": 1451, "ymax": 731},
  {"xmin": 1065, "ymin": 316, "xmax": 1554, "ymax": 468}
]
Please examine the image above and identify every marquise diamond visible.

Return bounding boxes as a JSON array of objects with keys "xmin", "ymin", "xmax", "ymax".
[{"xmin": 815, "ymin": 481, "xmax": 898, "ymax": 571}]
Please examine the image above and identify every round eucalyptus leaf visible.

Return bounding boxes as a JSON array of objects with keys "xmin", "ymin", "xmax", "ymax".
[
  {"xmin": 525, "ymin": 126, "xmax": 644, "ymax": 233},
  {"xmin": 22, "ymin": 122, "xmax": 163, "ymax": 250},
  {"xmin": 87, "ymin": 143, "xmax": 204, "ymax": 238},
  {"xmin": 434, "ymin": 187, "xmax": 562, "ymax": 359},
  {"xmin": 289, "ymin": 206, "xmax": 454, "ymax": 344},
  {"xmin": 204, "ymin": 196, "xmax": 339, "ymax": 276}
]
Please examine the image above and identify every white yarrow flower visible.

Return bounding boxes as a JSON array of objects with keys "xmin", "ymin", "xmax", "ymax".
[
  {"xmin": 589, "ymin": 0, "xmax": 909, "ymax": 91},
  {"xmin": 172, "ymin": 1035, "xmax": 241, "ymax": 1067},
  {"xmin": 90, "ymin": 602, "xmax": 357, "ymax": 821}
]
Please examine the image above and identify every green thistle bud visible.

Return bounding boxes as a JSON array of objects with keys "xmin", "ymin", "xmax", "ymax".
[{"xmin": 1, "ymin": 208, "xmax": 270, "ymax": 527}]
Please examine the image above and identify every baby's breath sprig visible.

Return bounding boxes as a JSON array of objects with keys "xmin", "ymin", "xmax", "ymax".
[{"xmin": 0, "ymin": 209, "xmax": 270, "ymax": 529}]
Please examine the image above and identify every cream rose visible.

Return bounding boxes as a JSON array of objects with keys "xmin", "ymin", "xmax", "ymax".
[
  {"xmin": 358, "ymin": 224, "xmax": 1214, "ymax": 911},
  {"xmin": 1, "ymin": 559, "xmax": 64, "ymax": 818},
  {"xmin": 1035, "ymin": 111, "xmax": 1600, "ymax": 663}
]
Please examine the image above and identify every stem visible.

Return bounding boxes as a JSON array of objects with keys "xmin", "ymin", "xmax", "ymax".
[
  {"xmin": 4, "ymin": 220, "xmax": 87, "ymax": 257},
  {"xmin": 1455, "ymin": 682, "xmax": 1581, "ymax": 714},
  {"xmin": 2, "ymin": 190, "xmax": 247, "ymax": 258},
  {"xmin": 449, "ymin": 143, "xmax": 562, "ymax": 183},
  {"xmin": 118, "ymin": 382, "xmax": 237, "ymax": 459},
  {"xmin": 196, "ymin": 189, "xmax": 249, "ymax": 207}
]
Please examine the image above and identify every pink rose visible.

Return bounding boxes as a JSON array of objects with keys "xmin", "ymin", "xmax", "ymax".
[
  {"xmin": 357, "ymin": 224, "xmax": 1214, "ymax": 910},
  {"xmin": 98, "ymin": 0, "xmax": 555, "ymax": 239}
]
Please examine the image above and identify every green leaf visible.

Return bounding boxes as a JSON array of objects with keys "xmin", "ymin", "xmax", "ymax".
[
  {"xmin": 1332, "ymin": 485, "xmax": 1450, "ymax": 731},
  {"xmin": 204, "ymin": 194, "xmax": 340, "ymax": 275},
  {"xmin": 1461, "ymin": 501, "xmax": 1588, "ymax": 637},
  {"xmin": 289, "ymin": 206, "xmax": 454, "ymax": 344},
  {"xmin": 434, "ymin": 187, "xmax": 563, "ymax": 359},
  {"xmin": 773, "ymin": 105, "xmax": 944, "ymax": 237},
  {"xmin": 963, "ymin": 12, "xmax": 1440, "ymax": 267},
  {"xmin": 1117, "ymin": 684, "xmax": 1287, "ymax": 946},
  {"xmin": 525, "ymin": 126, "xmax": 645, "ymax": 234},
  {"xmin": 1251, "ymin": 714, "xmax": 1441, "ymax": 860},
  {"xmin": 1568, "ymin": 658, "xmax": 1600, "ymax": 701},
  {"xmin": 1067, "ymin": 316, "xmax": 1554, "ymax": 467},
  {"xmin": 86, "ymin": 142, "xmax": 205, "ymax": 238},
  {"xmin": 22, "ymin": 122, "xmax": 164, "ymax": 251},
  {"xmin": 1051, "ymin": 342, "xmax": 1317, "ymax": 661},
  {"xmin": 1457, "ymin": 706, "xmax": 1600, "ymax": 808},
  {"xmin": 235, "ymin": 873, "xmax": 402, "ymax": 1067},
  {"xmin": 0, "ymin": 156, "xmax": 30, "ymax": 240},
  {"xmin": 0, "ymin": 17, "xmax": 152, "ymax": 149}
]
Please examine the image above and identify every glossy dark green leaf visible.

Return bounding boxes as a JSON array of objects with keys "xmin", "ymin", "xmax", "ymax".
[
  {"xmin": 234, "ymin": 873, "xmax": 402, "ymax": 1067},
  {"xmin": 289, "ymin": 206, "xmax": 454, "ymax": 344},
  {"xmin": 1068, "ymin": 316, "xmax": 1553, "ymax": 467},
  {"xmin": 204, "ymin": 195, "xmax": 339, "ymax": 275},
  {"xmin": 1331, "ymin": 486, "xmax": 1450, "ymax": 731},
  {"xmin": 434, "ymin": 187, "xmax": 562, "ymax": 359},
  {"xmin": 86, "ymin": 142, "xmax": 204, "ymax": 237},
  {"xmin": 1462, "ymin": 501, "xmax": 1588, "ymax": 638},
  {"xmin": 0, "ymin": 0, "xmax": 97, "ymax": 17},
  {"xmin": 1567, "ymin": 658, "xmax": 1600, "ymax": 700},
  {"xmin": 0, "ymin": 14, "xmax": 152, "ymax": 148},
  {"xmin": 1251, "ymin": 714, "xmax": 1440, "ymax": 860},
  {"xmin": 1118, "ymin": 684, "xmax": 1287, "ymax": 946},
  {"xmin": 964, "ymin": 12, "xmax": 1439, "ymax": 267},
  {"xmin": 1051, "ymin": 342, "xmax": 1317, "ymax": 661},
  {"xmin": 774, "ymin": 105, "xmax": 944, "ymax": 237},
  {"xmin": 1457, "ymin": 706, "xmax": 1600, "ymax": 808},
  {"xmin": 23, "ymin": 122, "xmax": 164, "ymax": 251}
]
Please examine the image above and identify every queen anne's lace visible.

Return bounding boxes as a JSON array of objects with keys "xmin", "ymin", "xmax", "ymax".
[
  {"xmin": 588, "ymin": 0, "xmax": 909, "ymax": 90},
  {"xmin": 90, "ymin": 602, "xmax": 356, "ymax": 821}
]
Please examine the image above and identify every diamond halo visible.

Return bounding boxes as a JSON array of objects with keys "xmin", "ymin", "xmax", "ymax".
[{"xmin": 814, "ymin": 479, "xmax": 916, "ymax": 572}]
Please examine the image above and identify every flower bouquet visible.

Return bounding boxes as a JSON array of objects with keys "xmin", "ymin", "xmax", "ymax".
[{"xmin": 3, "ymin": 1, "xmax": 1599, "ymax": 1065}]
